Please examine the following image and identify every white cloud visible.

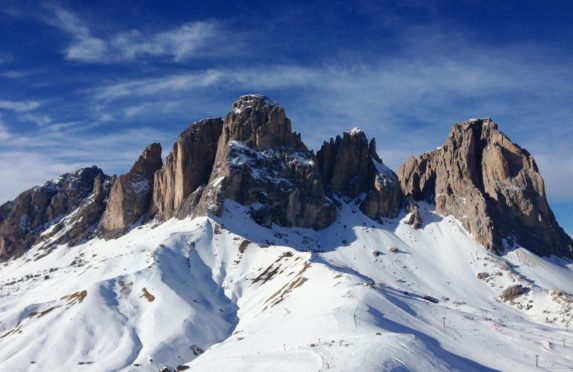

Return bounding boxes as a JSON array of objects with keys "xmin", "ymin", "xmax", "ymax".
[
  {"xmin": 0, "ymin": 99, "xmax": 40, "ymax": 113},
  {"xmin": 111, "ymin": 22, "xmax": 221, "ymax": 62},
  {"xmin": 0, "ymin": 124, "xmax": 171, "ymax": 203},
  {"xmin": 93, "ymin": 67, "xmax": 317, "ymax": 101},
  {"xmin": 48, "ymin": 7, "xmax": 107, "ymax": 62},
  {"xmin": 0, "ymin": 152, "xmax": 74, "ymax": 203},
  {"xmin": 49, "ymin": 7, "xmax": 228, "ymax": 63}
]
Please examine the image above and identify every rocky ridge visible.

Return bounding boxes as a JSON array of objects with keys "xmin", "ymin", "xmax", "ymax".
[
  {"xmin": 0, "ymin": 98, "xmax": 571, "ymax": 261},
  {"xmin": 0, "ymin": 167, "xmax": 112, "ymax": 260}
]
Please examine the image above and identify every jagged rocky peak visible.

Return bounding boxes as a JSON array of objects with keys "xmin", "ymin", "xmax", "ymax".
[
  {"xmin": 226, "ymin": 94, "xmax": 305, "ymax": 150},
  {"xmin": 100, "ymin": 143, "xmax": 163, "ymax": 238},
  {"xmin": 193, "ymin": 95, "xmax": 337, "ymax": 229},
  {"xmin": 399, "ymin": 118, "xmax": 573, "ymax": 257},
  {"xmin": 317, "ymin": 127, "xmax": 402, "ymax": 220},
  {"xmin": 0, "ymin": 166, "xmax": 111, "ymax": 259},
  {"xmin": 152, "ymin": 118, "xmax": 223, "ymax": 219},
  {"xmin": 131, "ymin": 143, "xmax": 163, "ymax": 179},
  {"xmin": 317, "ymin": 128, "xmax": 373, "ymax": 197}
]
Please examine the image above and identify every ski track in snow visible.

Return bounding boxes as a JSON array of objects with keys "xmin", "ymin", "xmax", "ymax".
[{"xmin": 0, "ymin": 201, "xmax": 572, "ymax": 371}]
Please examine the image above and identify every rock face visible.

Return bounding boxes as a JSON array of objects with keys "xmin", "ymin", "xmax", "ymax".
[
  {"xmin": 501, "ymin": 284, "xmax": 525, "ymax": 301},
  {"xmin": 41, "ymin": 173, "xmax": 113, "ymax": 248},
  {"xmin": 100, "ymin": 144, "xmax": 163, "ymax": 238},
  {"xmin": 152, "ymin": 119, "xmax": 223, "ymax": 219},
  {"xmin": 404, "ymin": 202, "xmax": 422, "ymax": 229},
  {"xmin": 317, "ymin": 128, "xmax": 402, "ymax": 220},
  {"xmin": 0, "ymin": 167, "xmax": 111, "ymax": 259},
  {"xmin": 398, "ymin": 118, "xmax": 573, "ymax": 257},
  {"xmin": 224, "ymin": 94, "xmax": 305, "ymax": 150},
  {"xmin": 195, "ymin": 95, "xmax": 337, "ymax": 229}
]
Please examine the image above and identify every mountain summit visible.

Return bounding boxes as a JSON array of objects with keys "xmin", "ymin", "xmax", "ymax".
[
  {"xmin": 0, "ymin": 97, "xmax": 571, "ymax": 261},
  {"xmin": 398, "ymin": 118, "xmax": 572, "ymax": 257}
]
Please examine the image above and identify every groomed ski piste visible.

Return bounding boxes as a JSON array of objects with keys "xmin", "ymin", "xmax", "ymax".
[{"xmin": 1, "ymin": 200, "xmax": 572, "ymax": 371}]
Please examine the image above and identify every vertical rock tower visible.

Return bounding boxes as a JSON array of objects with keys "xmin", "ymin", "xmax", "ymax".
[
  {"xmin": 398, "ymin": 118, "xmax": 573, "ymax": 257},
  {"xmin": 317, "ymin": 128, "xmax": 402, "ymax": 220},
  {"xmin": 100, "ymin": 143, "xmax": 163, "ymax": 238},
  {"xmin": 195, "ymin": 95, "xmax": 337, "ymax": 229}
]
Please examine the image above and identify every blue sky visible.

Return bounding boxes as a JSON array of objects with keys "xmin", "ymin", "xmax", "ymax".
[{"xmin": 0, "ymin": 0, "xmax": 572, "ymax": 235}]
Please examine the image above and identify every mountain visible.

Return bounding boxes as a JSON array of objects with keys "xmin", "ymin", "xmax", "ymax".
[
  {"xmin": 0, "ymin": 95, "xmax": 572, "ymax": 371},
  {"xmin": 398, "ymin": 118, "xmax": 572, "ymax": 257}
]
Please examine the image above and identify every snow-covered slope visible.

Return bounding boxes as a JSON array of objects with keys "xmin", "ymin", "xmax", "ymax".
[{"xmin": 1, "ymin": 201, "xmax": 572, "ymax": 371}]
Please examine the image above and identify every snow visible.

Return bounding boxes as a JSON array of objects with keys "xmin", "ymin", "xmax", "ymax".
[
  {"xmin": 232, "ymin": 95, "xmax": 275, "ymax": 114},
  {"xmin": 371, "ymin": 157, "xmax": 398, "ymax": 184},
  {"xmin": 0, "ymin": 201, "xmax": 572, "ymax": 371},
  {"xmin": 226, "ymin": 140, "xmax": 314, "ymax": 189},
  {"xmin": 210, "ymin": 176, "xmax": 225, "ymax": 188},
  {"xmin": 347, "ymin": 127, "xmax": 363, "ymax": 136}
]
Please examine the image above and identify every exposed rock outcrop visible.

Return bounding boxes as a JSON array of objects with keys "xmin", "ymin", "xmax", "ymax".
[
  {"xmin": 41, "ymin": 173, "xmax": 113, "ymax": 247},
  {"xmin": 501, "ymin": 284, "xmax": 525, "ymax": 301},
  {"xmin": 0, "ymin": 166, "xmax": 111, "ymax": 259},
  {"xmin": 195, "ymin": 95, "xmax": 337, "ymax": 229},
  {"xmin": 317, "ymin": 128, "xmax": 402, "ymax": 220},
  {"xmin": 404, "ymin": 202, "xmax": 423, "ymax": 229},
  {"xmin": 225, "ymin": 94, "xmax": 306, "ymax": 150},
  {"xmin": 100, "ymin": 143, "xmax": 163, "ymax": 238},
  {"xmin": 398, "ymin": 118, "xmax": 573, "ymax": 257},
  {"xmin": 152, "ymin": 118, "xmax": 223, "ymax": 219},
  {"xmin": 317, "ymin": 128, "xmax": 376, "ymax": 198}
]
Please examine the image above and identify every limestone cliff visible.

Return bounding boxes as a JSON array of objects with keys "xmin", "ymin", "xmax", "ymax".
[
  {"xmin": 398, "ymin": 118, "xmax": 573, "ymax": 257},
  {"xmin": 317, "ymin": 128, "xmax": 402, "ymax": 221},
  {"xmin": 193, "ymin": 95, "xmax": 337, "ymax": 229},
  {"xmin": 100, "ymin": 143, "xmax": 162, "ymax": 238},
  {"xmin": 152, "ymin": 119, "xmax": 223, "ymax": 219}
]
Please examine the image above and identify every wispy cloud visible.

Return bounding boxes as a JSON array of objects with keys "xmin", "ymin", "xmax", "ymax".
[
  {"xmin": 0, "ymin": 99, "xmax": 53, "ymax": 127},
  {"xmin": 0, "ymin": 99, "xmax": 40, "ymax": 112},
  {"xmin": 110, "ymin": 22, "xmax": 223, "ymax": 62},
  {"xmin": 48, "ymin": 7, "xmax": 235, "ymax": 63},
  {"xmin": 49, "ymin": 6, "xmax": 106, "ymax": 62},
  {"xmin": 0, "ymin": 117, "xmax": 171, "ymax": 203},
  {"xmin": 92, "ymin": 66, "xmax": 316, "ymax": 101}
]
